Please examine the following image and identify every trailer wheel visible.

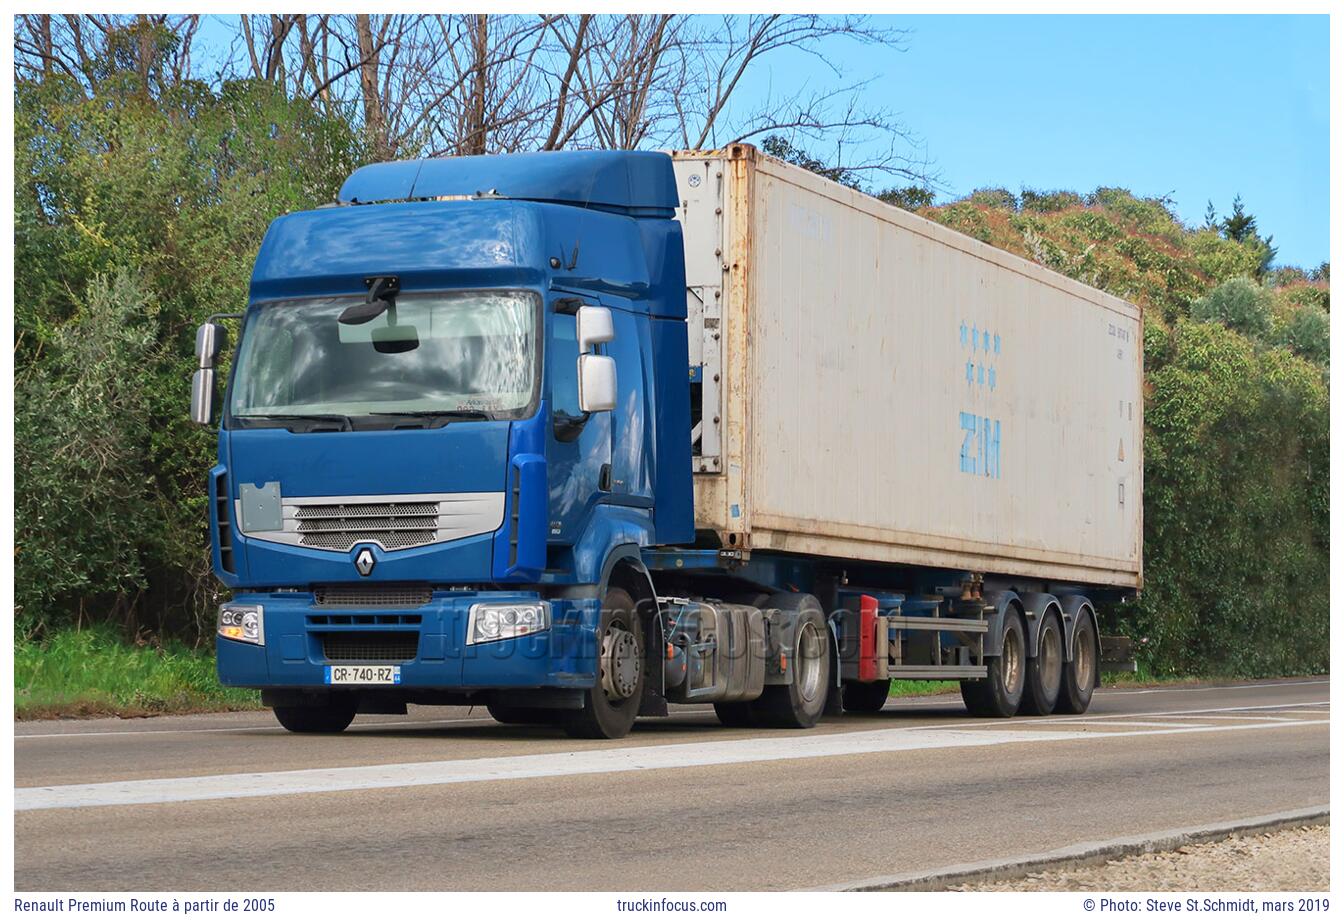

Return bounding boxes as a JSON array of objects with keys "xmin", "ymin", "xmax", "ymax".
[
  {"xmin": 842, "ymin": 679, "xmax": 892, "ymax": 713},
  {"xmin": 960, "ymin": 608, "xmax": 1025, "ymax": 718},
  {"xmin": 486, "ymin": 703, "xmax": 558, "ymax": 726},
  {"xmin": 748, "ymin": 593, "xmax": 830, "ymax": 728},
  {"xmin": 1020, "ymin": 613, "xmax": 1063, "ymax": 715},
  {"xmin": 272, "ymin": 698, "xmax": 357, "ymax": 734},
  {"xmin": 562, "ymin": 587, "xmax": 644, "ymax": 739},
  {"xmin": 713, "ymin": 702, "xmax": 757, "ymax": 727},
  {"xmin": 1055, "ymin": 612, "xmax": 1097, "ymax": 714}
]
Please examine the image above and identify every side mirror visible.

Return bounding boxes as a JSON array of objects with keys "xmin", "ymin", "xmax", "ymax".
[
  {"xmin": 577, "ymin": 306, "xmax": 614, "ymax": 352},
  {"xmin": 578, "ymin": 354, "xmax": 617, "ymax": 412},
  {"xmin": 192, "ymin": 321, "xmax": 229, "ymax": 425},
  {"xmin": 191, "ymin": 368, "xmax": 216, "ymax": 425},
  {"xmin": 195, "ymin": 322, "xmax": 227, "ymax": 369}
]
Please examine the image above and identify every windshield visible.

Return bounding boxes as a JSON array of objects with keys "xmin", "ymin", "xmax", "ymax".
[{"xmin": 228, "ymin": 290, "xmax": 539, "ymax": 426}]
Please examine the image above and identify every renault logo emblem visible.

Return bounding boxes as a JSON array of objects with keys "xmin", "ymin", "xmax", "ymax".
[{"xmin": 354, "ymin": 547, "xmax": 376, "ymax": 577}]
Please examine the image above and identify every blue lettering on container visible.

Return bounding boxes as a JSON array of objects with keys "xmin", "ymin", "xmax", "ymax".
[{"xmin": 959, "ymin": 413, "xmax": 1002, "ymax": 479}]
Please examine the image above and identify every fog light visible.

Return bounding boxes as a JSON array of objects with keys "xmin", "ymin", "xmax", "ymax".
[
  {"xmin": 467, "ymin": 602, "xmax": 550, "ymax": 645},
  {"xmin": 218, "ymin": 604, "xmax": 265, "ymax": 646}
]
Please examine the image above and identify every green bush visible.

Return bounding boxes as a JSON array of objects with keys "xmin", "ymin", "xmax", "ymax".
[
  {"xmin": 1190, "ymin": 276, "xmax": 1272, "ymax": 340},
  {"xmin": 15, "ymin": 270, "xmax": 157, "ymax": 635},
  {"xmin": 967, "ymin": 187, "xmax": 1018, "ymax": 210},
  {"xmin": 15, "ymin": 68, "xmax": 364, "ymax": 639},
  {"xmin": 935, "ymin": 202, "xmax": 992, "ymax": 242},
  {"xmin": 1189, "ymin": 230, "xmax": 1265, "ymax": 285},
  {"xmin": 1131, "ymin": 321, "xmax": 1328, "ymax": 676},
  {"xmin": 1274, "ymin": 304, "xmax": 1329, "ymax": 365},
  {"xmin": 1019, "ymin": 187, "xmax": 1082, "ymax": 212}
]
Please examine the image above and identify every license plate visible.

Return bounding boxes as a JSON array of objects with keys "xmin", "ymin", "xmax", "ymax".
[{"xmin": 325, "ymin": 665, "xmax": 401, "ymax": 685}]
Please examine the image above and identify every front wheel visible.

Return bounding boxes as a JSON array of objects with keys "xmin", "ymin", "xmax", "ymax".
[
  {"xmin": 487, "ymin": 703, "xmax": 559, "ymax": 726},
  {"xmin": 562, "ymin": 587, "xmax": 644, "ymax": 739},
  {"xmin": 272, "ymin": 697, "xmax": 357, "ymax": 734}
]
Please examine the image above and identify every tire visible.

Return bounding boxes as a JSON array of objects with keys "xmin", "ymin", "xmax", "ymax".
[
  {"xmin": 1021, "ymin": 613, "xmax": 1064, "ymax": 716},
  {"xmin": 272, "ymin": 698, "xmax": 357, "ymax": 734},
  {"xmin": 487, "ymin": 703, "xmax": 558, "ymax": 726},
  {"xmin": 748, "ymin": 593, "xmax": 831, "ymax": 729},
  {"xmin": 960, "ymin": 608, "xmax": 1026, "ymax": 718},
  {"xmin": 1055, "ymin": 612, "xmax": 1098, "ymax": 714},
  {"xmin": 713, "ymin": 701, "xmax": 757, "ymax": 727},
  {"xmin": 563, "ymin": 587, "xmax": 645, "ymax": 739},
  {"xmin": 842, "ymin": 679, "xmax": 892, "ymax": 713}
]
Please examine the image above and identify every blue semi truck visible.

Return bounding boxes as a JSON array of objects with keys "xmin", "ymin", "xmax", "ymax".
[{"xmin": 193, "ymin": 146, "xmax": 1142, "ymax": 738}]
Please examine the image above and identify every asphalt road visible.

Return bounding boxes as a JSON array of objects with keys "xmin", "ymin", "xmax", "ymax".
[{"xmin": 14, "ymin": 679, "xmax": 1328, "ymax": 891}]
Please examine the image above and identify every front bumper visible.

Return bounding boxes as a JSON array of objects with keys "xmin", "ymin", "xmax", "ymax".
[{"xmin": 216, "ymin": 590, "xmax": 600, "ymax": 690}]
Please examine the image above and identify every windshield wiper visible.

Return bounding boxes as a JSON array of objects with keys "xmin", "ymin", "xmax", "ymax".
[
  {"xmin": 234, "ymin": 413, "xmax": 354, "ymax": 431},
  {"xmin": 371, "ymin": 410, "xmax": 493, "ymax": 423}
]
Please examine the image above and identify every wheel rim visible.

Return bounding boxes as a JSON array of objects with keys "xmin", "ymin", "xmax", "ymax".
[
  {"xmin": 1002, "ymin": 625, "xmax": 1024, "ymax": 695},
  {"xmin": 1040, "ymin": 623, "xmax": 1062, "ymax": 697},
  {"xmin": 600, "ymin": 624, "xmax": 640, "ymax": 701},
  {"xmin": 796, "ymin": 621, "xmax": 825, "ymax": 703},
  {"xmin": 1073, "ymin": 626, "xmax": 1095, "ymax": 691}
]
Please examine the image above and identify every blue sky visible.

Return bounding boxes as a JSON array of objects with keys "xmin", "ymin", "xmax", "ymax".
[
  {"xmin": 192, "ymin": 14, "xmax": 1328, "ymax": 268},
  {"xmin": 740, "ymin": 14, "xmax": 1329, "ymax": 269}
]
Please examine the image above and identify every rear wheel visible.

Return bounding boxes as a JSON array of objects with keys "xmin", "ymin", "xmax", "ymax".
[
  {"xmin": 842, "ymin": 679, "xmax": 892, "ymax": 713},
  {"xmin": 1021, "ymin": 614, "xmax": 1063, "ymax": 715},
  {"xmin": 960, "ymin": 608, "xmax": 1025, "ymax": 718},
  {"xmin": 272, "ymin": 698, "xmax": 357, "ymax": 734},
  {"xmin": 487, "ymin": 703, "xmax": 558, "ymax": 726},
  {"xmin": 562, "ymin": 587, "xmax": 644, "ymax": 739},
  {"xmin": 749, "ymin": 593, "xmax": 831, "ymax": 729},
  {"xmin": 1055, "ymin": 613, "xmax": 1097, "ymax": 714}
]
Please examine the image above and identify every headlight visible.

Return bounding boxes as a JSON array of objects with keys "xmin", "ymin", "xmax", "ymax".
[
  {"xmin": 218, "ymin": 604, "xmax": 265, "ymax": 646},
  {"xmin": 467, "ymin": 602, "xmax": 549, "ymax": 645}
]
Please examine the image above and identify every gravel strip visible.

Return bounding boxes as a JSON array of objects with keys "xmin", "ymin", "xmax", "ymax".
[{"xmin": 956, "ymin": 824, "xmax": 1329, "ymax": 891}]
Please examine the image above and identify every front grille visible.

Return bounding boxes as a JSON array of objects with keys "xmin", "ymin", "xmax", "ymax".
[
  {"xmin": 313, "ymin": 585, "xmax": 432, "ymax": 608},
  {"xmin": 295, "ymin": 502, "xmax": 439, "ymax": 551},
  {"xmin": 319, "ymin": 631, "xmax": 420, "ymax": 662}
]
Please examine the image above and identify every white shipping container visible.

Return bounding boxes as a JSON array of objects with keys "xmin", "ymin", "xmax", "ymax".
[{"xmin": 674, "ymin": 146, "xmax": 1143, "ymax": 590}]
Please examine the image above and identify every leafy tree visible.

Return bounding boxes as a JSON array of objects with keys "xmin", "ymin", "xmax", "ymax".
[
  {"xmin": 1218, "ymin": 194, "xmax": 1276, "ymax": 276},
  {"xmin": 1133, "ymin": 320, "xmax": 1327, "ymax": 676},
  {"xmin": 760, "ymin": 135, "xmax": 862, "ymax": 189},
  {"xmin": 877, "ymin": 185, "xmax": 935, "ymax": 211},
  {"xmin": 15, "ymin": 34, "xmax": 365, "ymax": 638}
]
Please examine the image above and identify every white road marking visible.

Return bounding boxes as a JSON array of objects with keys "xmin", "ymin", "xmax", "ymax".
[
  {"xmin": 13, "ymin": 714, "xmax": 497, "ymax": 740},
  {"xmin": 1004, "ymin": 720, "xmax": 1217, "ymax": 729},
  {"xmin": 1103, "ymin": 679, "xmax": 1329, "ymax": 694},
  {"xmin": 1046, "ymin": 701, "xmax": 1330, "ymax": 723},
  {"xmin": 15, "ymin": 716, "xmax": 1327, "ymax": 812}
]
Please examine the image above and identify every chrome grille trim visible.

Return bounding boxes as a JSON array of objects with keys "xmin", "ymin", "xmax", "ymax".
[{"xmin": 238, "ymin": 492, "xmax": 505, "ymax": 553}]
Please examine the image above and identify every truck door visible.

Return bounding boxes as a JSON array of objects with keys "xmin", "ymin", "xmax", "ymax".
[{"xmin": 546, "ymin": 300, "xmax": 613, "ymax": 544}]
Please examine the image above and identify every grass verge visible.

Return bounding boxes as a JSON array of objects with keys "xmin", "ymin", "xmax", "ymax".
[
  {"xmin": 15, "ymin": 627, "xmax": 262, "ymax": 720},
  {"xmin": 14, "ymin": 629, "xmax": 1312, "ymax": 721}
]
